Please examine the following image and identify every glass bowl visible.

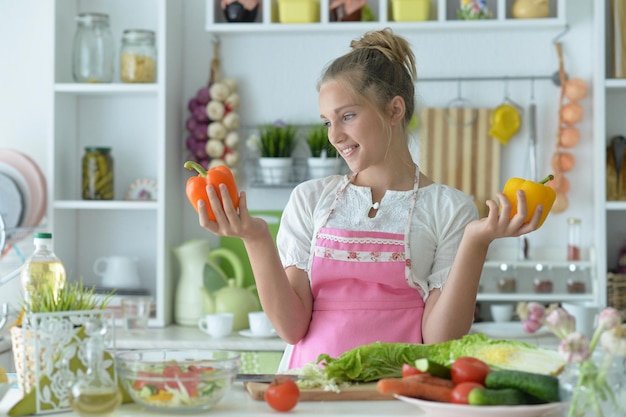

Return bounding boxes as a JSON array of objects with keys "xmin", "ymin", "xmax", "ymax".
[{"xmin": 115, "ymin": 349, "xmax": 240, "ymax": 413}]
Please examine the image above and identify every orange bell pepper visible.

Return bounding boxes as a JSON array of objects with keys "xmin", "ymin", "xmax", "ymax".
[
  {"xmin": 184, "ymin": 161, "xmax": 239, "ymax": 221},
  {"xmin": 502, "ymin": 174, "xmax": 555, "ymax": 229}
]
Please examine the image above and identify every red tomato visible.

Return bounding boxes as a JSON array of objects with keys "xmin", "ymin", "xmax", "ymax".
[
  {"xmin": 451, "ymin": 382, "xmax": 484, "ymax": 404},
  {"xmin": 450, "ymin": 357, "xmax": 491, "ymax": 385},
  {"xmin": 401, "ymin": 363, "xmax": 424, "ymax": 378},
  {"xmin": 265, "ymin": 377, "xmax": 300, "ymax": 412}
]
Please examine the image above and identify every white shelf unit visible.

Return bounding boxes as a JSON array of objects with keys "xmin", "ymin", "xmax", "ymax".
[
  {"xmin": 49, "ymin": 0, "xmax": 185, "ymax": 326},
  {"xmin": 205, "ymin": 0, "xmax": 565, "ymax": 32},
  {"xmin": 594, "ymin": 0, "xmax": 626, "ymax": 310},
  {"xmin": 477, "ymin": 247, "xmax": 597, "ymax": 303}
]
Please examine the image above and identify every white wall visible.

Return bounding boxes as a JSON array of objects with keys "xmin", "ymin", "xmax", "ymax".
[{"xmin": 1, "ymin": 0, "xmax": 595, "ymax": 305}]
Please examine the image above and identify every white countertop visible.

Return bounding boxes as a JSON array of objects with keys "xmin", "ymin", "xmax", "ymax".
[
  {"xmin": 0, "ymin": 383, "xmax": 420, "ymax": 416},
  {"xmin": 113, "ymin": 325, "xmax": 288, "ymax": 352},
  {"xmin": 112, "ymin": 322, "xmax": 559, "ymax": 352}
]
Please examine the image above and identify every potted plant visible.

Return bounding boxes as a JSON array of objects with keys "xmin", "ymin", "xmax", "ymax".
[
  {"xmin": 306, "ymin": 125, "xmax": 341, "ymax": 179},
  {"xmin": 10, "ymin": 280, "xmax": 116, "ymax": 411},
  {"xmin": 256, "ymin": 121, "xmax": 298, "ymax": 184}
]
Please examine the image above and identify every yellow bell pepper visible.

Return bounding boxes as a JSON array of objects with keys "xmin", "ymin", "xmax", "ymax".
[{"xmin": 502, "ymin": 175, "xmax": 555, "ymax": 229}]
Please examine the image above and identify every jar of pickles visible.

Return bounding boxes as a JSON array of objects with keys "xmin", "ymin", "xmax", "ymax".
[
  {"xmin": 120, "ymin": 29, "xmax": 157, "ymax": 83},
  {"xmin": 82, "ymin": 147, "xmax": 114, "ymax": 200}
]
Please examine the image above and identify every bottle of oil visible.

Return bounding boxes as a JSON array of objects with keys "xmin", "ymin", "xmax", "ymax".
[
  {"xmin": 20, "ymin": 232, "xmax": 67, "ymax": 307},
  {"xmin": 69, "ymin": 317, "xmax": 121, "ymax": 416}
]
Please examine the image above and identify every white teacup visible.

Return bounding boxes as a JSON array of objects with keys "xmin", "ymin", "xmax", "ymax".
[
  {"xmin": 490, "ymin": 303, "xmax": 514, "ymax": 323},
  {"xmin": 198, "ymin": 313, "xmax": 234, "ymax": 338},
  {"xmin": 248, "ymin": 311, "xmax": 274, "ymax": 336},
  {"xmin": 94, "ymin": 255, "xmax": 141, "ymax": 289}
]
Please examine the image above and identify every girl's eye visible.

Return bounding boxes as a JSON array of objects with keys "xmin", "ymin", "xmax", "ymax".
[
  {"xmin": 343, "ymin": 113, "xmax": 355, "ymax": 121},
  {"xmin": 322, "ymin": 121, "xmax": 331, "ymax": 127}
]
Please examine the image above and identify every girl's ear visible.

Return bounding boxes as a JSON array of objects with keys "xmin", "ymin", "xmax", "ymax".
[{"xmin": 388, "ymin": 96, "xmax": 406, "ymax": 126}]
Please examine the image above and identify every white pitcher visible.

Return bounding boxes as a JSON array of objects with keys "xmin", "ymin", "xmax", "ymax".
[{"xmin": 94, "ymin": 255, "xmax": 141, "ymax": 289}]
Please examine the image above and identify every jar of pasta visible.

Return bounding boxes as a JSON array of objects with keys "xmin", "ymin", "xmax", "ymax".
[
  {"xmin": 120, "ymin": 29, "xmax": 156, "ymax": 83},
  {"xmin": 82, "ymin": 147, "xmax": 114, "ymax": 200}
]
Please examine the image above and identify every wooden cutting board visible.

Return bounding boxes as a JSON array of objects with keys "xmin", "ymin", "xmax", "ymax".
[{"xmin": 244, "ymin": 381, "xmax": 393, "ymax": 401}]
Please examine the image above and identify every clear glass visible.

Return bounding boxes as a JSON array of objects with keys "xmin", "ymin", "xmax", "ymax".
[
  {"xmin": 120, "ymin": 30, "xmax": 157, "ymax": 83},
  {"xmin": 20, "ymin": 232, "xmax": 67, "ymax": 306},
  {"xmin": 568, "ymin": 217, "xmax": 582, "ymax": 261},
  {"xmin": 559, "ymin": 354, "xmax": 626, "ymax": 417},
  {"xmin": 72, "ymin": 13, "xmax": 114, "ymax": 83}
]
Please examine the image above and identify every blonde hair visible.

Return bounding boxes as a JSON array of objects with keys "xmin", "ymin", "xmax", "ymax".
[{"xmin": 318, "ymin": 28, "xmax": 417, "ymax": 130}]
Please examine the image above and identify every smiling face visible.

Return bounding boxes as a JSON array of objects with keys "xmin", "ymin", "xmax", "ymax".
[{"xmin": 319, "ymin": 79, "xmax": 392, "ymax": 174}]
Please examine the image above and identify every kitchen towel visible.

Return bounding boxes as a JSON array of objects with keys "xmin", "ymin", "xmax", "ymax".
[{"xmin": 419, "ymin": 107, "xmax": 500, "ymax": 218}]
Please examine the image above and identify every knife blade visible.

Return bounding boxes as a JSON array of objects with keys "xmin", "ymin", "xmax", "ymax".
[{"xmin": 235, "ymin": 374, "xmax": 301, "ymax": 383}]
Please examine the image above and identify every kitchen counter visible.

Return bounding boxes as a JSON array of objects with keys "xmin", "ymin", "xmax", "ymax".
[
  {"xmin": 114, "ymin": 325, "xmax": 288, "ymax": 352},
  {"xmin": 0, "ymin": 383, "xmax": 420, "ymax": 416}
]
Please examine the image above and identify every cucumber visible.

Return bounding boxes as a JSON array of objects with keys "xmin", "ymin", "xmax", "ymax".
[
  {"xmin": 485, "ymin": 369, "xmax": 559, "ymax": 403},
  {"xmin": 413, "ymin": 358, "xmax": 451, "ymax": 379},
  {"xmin": 468, "ymin": 387, "xmax": 528, "ymax": 406}
]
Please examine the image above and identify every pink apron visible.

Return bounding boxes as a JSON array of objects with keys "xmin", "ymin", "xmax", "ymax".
[{"xmin": 288, "ymin": 173, "xmax": 425, "ymax": 368}]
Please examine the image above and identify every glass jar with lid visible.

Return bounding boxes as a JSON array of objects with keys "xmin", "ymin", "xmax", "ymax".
[
  {"xmin": 494, "ymin": 263, "xmax": 517, "ymax": 293},
  {"xmin": 567, "ymin": 217, "xmax": 582, "ymax": 261},
  {"xmin": 72, "ymin": 13, "xmax": 114, "ymax": 83},
  {"xmin": 82, "ymin": 147, "xmax": 114, "ymax": 200},
  {"xmin": 533, "ymin": 263, "xmax": 554, "ymax": 293},
  {"xmin": 120, "ymin": 29, "xmax": 157, "ymax": 83},
  {"xmin": 566, "ymin": 264, "xmax": 589, "ymax": 294}
]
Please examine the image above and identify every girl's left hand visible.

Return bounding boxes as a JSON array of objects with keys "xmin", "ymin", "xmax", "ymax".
[
  {"xmin": 197, "ymin": 184, "xmax": 269, "ymax": 241},
  {"xmin": 465, "ymin": 190, "xmax": 542, "ymax": 246}
]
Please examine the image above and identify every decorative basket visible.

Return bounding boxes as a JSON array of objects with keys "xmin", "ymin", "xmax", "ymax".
[
  {"xmin": 10, "ymin": 310, "xmax": 115, "ymax": 414},
  {"xmin": 607, "ymin": 273, "xmax": 626, "ymax": 322}
]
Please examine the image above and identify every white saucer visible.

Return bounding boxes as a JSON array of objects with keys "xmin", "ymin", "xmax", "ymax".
[{"xmin": 239, "ymin": 329, "xmax": 277, "ymax": 339}]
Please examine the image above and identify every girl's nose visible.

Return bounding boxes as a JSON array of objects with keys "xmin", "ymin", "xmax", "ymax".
[{"xmin": 327, "ymin": 125, "xmax": 343, "ymax": 145}]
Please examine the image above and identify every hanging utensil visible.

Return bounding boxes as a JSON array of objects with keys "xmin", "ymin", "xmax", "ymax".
[{"xmin": 612, "ymin": 135, "xmax": 626, "ymax": 194}]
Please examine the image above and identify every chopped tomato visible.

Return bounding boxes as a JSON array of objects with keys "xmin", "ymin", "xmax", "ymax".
[
  {"xmin": 450, "ymin": 357, "xmax": 491, "ymax": 385},
  {"xmin": 451, "ymin": 382, "xmax": 484, "ymax": 404},
  {"xmin": 401, "ymin": 363, "xmax": 424, "ymax": 378}
]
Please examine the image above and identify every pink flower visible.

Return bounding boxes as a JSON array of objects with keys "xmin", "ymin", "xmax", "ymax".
[
  {"xmin": 544, "ymin": 307, "xmax": 576, "ymax": 339},
  {"xmin": 559, "ymin": 332, "xmax": 591, "ymax": 364},
  {"xmin": 597, "ymin": 307, "xmax": 621, "ymax": 332},
  {"xmin": 522, "ymin": 319, "xmax": 543, "ymax": 334},
  {"xmin": 600, "ymin": 324, "xmax": 626, "ymax": 356}
]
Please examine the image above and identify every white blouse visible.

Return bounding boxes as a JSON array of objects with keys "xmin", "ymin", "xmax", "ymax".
[{"xmin": 276, "ymin": 174, "xmax": 479, "ymax": 300}]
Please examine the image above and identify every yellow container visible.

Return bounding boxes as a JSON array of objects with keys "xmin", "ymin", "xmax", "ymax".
[
  {"xmin": 278, "ymin": 0, "xmax": 320, "ymax": 23},
  {"xmin": 391, "ymin": 0, "xmax": 430, "ymax": 22}
]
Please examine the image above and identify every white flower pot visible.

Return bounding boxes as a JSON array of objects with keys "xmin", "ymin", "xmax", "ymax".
[
  {"xmin": 258, "ymin": 157, "xmax": 293, "ymax": 185},
  {"xmin": 307, "ymin": 157, "xmax": 340, "ymax": 179}
]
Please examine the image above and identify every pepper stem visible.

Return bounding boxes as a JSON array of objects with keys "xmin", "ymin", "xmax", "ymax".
[
  {"xmin": 184, "ymin": 161, "xmax": 207, "ymax": 177},
  {"xmin": 539, "ymin": 174, "xmax": 555, "ymax": 185}
]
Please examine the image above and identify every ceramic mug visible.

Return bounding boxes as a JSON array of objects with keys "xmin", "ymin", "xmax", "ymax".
[
  {"xmin": 562, "ymin": 302, "xmax": 599, "ymax": 339},
  {"xmin": 198, "ymin": 313, "xmax": 234, "ymax": 338},
  {"xmin": 94, "ymin": 255, "xmax": 141, "ymax": 289}
]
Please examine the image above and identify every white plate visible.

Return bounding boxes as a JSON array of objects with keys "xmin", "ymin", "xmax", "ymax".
[
  {"xmin": 394, "ymin": 395, "xmax": 563, "ymax": 417},
  {"xmin": 239, "ymin": 329, "xmax": 277, "ymax": 339},
  {"xmin": 0, "ymin": 150, "xmax": 47, "ymax": 228},
  {"xmin": 0, "ymin": 172, "xmax": 24, "ymax": 231},
  {"xmin": 470, "ymin": 322, "xmax": 551, "ymax": 339},
  {"xmin": 0, "ymin": 161, "xmax": 30, "ymax": 229}
]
